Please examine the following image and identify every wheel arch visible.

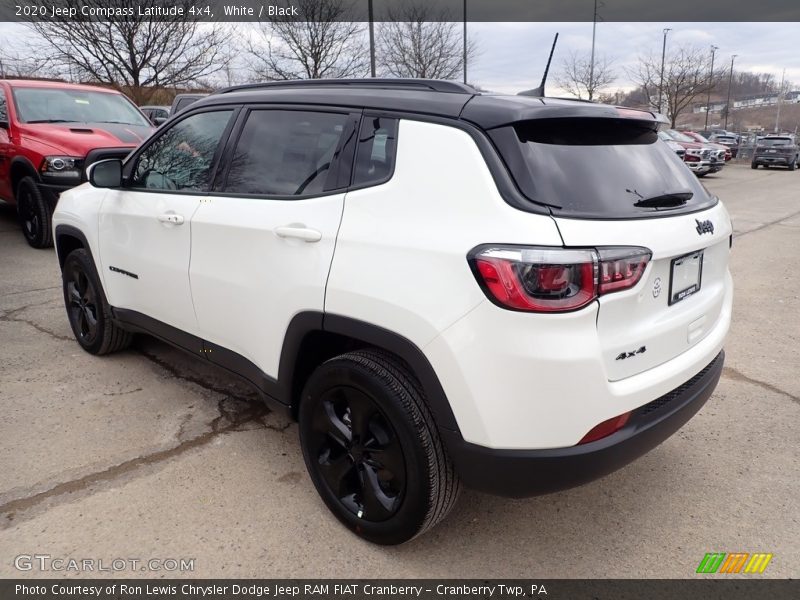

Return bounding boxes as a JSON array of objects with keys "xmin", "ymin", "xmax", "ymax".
[
  {"xmin": 279, "ymin": 312, "xmax": 460, "ymax": 434},
  {"xmin": 54, "ymin": 224, "xmax": 90, "ymax": 270},
  {"xmin": 9, "ymin": 156, "xmax": 40, "ymax": 201}
]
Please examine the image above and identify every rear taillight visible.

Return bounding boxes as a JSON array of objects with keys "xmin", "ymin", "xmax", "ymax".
[{"xmin": 470, "ymin": 246, "xmax": 651, "ymax": 313}]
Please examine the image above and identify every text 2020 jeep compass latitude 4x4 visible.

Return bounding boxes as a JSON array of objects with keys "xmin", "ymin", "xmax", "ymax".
[{"xmin": 52, "ymin": 80, "xmax": 732, "ymax": 545}]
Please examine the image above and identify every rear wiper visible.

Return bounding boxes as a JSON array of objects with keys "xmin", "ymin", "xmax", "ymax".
[
  {"xmin": 626, "ymin": 188, "xmax": 693, "ymax": 209},
  {"xmin": 633, "ymin": 192, "xmax": 693, "ymax": 209}
]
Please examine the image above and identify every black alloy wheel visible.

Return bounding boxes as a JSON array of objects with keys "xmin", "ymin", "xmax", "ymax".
[
  {"xmin": 65, "ymin": 261, "xmax": 100, "ymax": 346},
  {"xmin": 307, "ymin": 385, "xmax": 406, "ymax": 522},
  {"xmin": 299, "ymin": 350, "xmax": 460, "ymax": 545},
  {"xmin": 61, "ymin": 249, "xmax": 133, "ymax": 355}
]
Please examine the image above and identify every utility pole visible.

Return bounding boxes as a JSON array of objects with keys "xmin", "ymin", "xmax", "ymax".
[
  {"xmin": 658, "ymin": 28, "xmax": 671, "ymax": 115},
  {"xmin": 368, "ymin": 0, "xmax": 376, "ymax": 78},
  {"xmin": 775, "ymin": 68, "xmax": 786, "ymax": 133},
  {"xmin": 724, "ymin": 54, "xmax": 737, "ymax": 130},
  {"xmin": 589, "ymin": 0, "xmax": 598, "ymax": 100},
  {"xmin": 463, "ymin": 0, "xmax": 468, "ymax": 84},
  {"xmin": 704, "ymin": 45, "xmax": 718, "ymax": 132}
]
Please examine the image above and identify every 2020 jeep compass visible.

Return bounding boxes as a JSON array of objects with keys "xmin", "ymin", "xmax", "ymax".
[{"xmin": 52, "ymin": 79, "xmax": 733, "ymax": 545}]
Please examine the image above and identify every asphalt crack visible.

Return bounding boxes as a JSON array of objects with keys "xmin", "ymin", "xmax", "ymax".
[
  {"xmin": 0, "ymin": 297, "xmax": 71, "ymax": 341},
  {"xmin": 722, "ymin": 366, "xmax": 800, "ymax": 406},
  {"xmin": 733, "ymin": 207, "xmax": 800, "ymax": 239},
  {"xmin": 0, "ymin": 395, "xmax": 290, "ymax": 528}
]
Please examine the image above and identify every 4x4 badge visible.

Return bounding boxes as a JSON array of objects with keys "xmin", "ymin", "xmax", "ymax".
[
  {"xmin": 696, "ymin": 219, "xmax": 714, "ymax": 235},
  {"xmin": 616, "ymin": 346, "xmax": 647, "ymax": 361}
]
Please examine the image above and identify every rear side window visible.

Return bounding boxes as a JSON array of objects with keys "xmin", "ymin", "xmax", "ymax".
[
  {"xmin": 223, "ymin": 110, "xmax": 349, "ymax": 197},
  {"xmin": 490, "ymin": 118, "xmax": 717, "ymax": 219},
  {"xmin": 353, "ymin": 117, "xmax": 398, "ymax": 187}
]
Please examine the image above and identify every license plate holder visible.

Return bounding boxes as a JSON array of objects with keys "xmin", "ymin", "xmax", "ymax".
[{"xmin": 669, "ymin": 250, "xmax": 704, "ymax": 305}]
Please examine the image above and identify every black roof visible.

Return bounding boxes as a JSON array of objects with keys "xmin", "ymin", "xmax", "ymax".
[{"xmin": 193, "ymin": 79, "xmax": 662, "ymax": 130}]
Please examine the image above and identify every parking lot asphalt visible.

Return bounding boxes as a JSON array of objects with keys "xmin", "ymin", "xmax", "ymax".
[{"xmin": 0, "ymin": 163, "xmax": 798, "ymax": 579}]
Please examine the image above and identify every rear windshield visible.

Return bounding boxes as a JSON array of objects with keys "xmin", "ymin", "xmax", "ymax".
[
  {"xmin": 489, "ymin": 118, "xmax": 717, "ymax": 219},
  {"xmin": 760, "ymin": 137, "xmax": 793, "ymax": 146}
]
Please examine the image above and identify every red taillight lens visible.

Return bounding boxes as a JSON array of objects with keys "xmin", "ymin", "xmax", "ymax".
[
  {"xmin": 597, "ymin": 247, "xmax": 652, "ymax": 294},
  {"xmin": 578, "ymin": 411, "xmax": 632, "ymax": 445},
  {"xmin": 471, "ymin": 246, "xmax": 651, "ymax": 313}
]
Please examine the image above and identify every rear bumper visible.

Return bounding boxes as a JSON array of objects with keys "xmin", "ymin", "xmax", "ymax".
[
  {"xmin": 752, "ymin": 155, "xmax": 793, "ymax": 165},
  {"xmin": 444, "ymin": 351, "xmax": 723, "ymax": 497}
]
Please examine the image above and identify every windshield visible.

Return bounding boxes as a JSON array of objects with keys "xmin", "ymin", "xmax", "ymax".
[
  {"xmin": 666, "ymin": 130, "xmax": 694, "ymax": 143},
  {"xmin": 489, "ymin": 117, "xmax": 716, "ymax": 219},
  {"xmin": 689, "ymin": 132, "xmax": 710, "ymax": 142},
  {"xmin": 14, "ymin": 87, "xmax": 149, "ymax": 126},
  {"xmin": 760, "ymin": 138, "xmax": 793, "ymax": 147}
]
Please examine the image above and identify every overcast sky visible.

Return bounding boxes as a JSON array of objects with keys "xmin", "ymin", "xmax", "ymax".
[{"xmin": 2, "ymin": 21, "xmax": 799, "ymax": 96}]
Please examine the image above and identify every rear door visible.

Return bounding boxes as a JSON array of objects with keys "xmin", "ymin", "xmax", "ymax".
[
  {"xmin": 188, "ymin": 107, "xmax": 358, "ymax": 383},
  {"xmin": 98, "ymin": 108, "xmax": 236, "ymax": 336},
  {"xmin": 489, "ymin": 116, "xmax": 732, "ymax": 380}
]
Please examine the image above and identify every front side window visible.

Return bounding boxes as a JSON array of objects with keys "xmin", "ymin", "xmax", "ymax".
[
  {"xmin": 12, "ymin": 87, "xmax": 150, "ymax": 126},
  {"xmin": 131, "ymin": 110, "xmax": 233, "ymax": 192},
  {"xmin": 224, "ymin": 110, "xmax": 349, "ymax": 197},
  {"xmin": 353, "ymin": 117, "xmax": 399, "ymax": 187}
]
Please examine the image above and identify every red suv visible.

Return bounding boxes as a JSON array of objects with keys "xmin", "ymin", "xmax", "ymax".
[{"xmin": 0, "ymin": 80, "xmax": 153, "ymax": 247}]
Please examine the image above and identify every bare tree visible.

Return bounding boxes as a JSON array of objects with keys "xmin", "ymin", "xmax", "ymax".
[
  {"xmin": 246, "ymin": 0, "xmax": 367, "ymax": 80},
  {"xmin": 0, "ymin": 47, "xmax": 57, "ymax": 80},
  {"xmin": 629, "ymin": 46, "xmax": 715, "ymax": 127},
  {"xmin": 25, "ymin": 0, "xmax": 229, "ymax": 103},
  {"xmin": 377, "ymin": 2, "xmax": 477, "ymax": 80},
  {"xmin": 555, "ymin": 51, "xmax": 616, "ymax": 101}
]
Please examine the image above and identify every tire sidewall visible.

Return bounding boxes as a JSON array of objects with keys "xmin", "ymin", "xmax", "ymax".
[
  {"xmin": 299, "ymin": 359, "xmax": 433, "ymax": 545},
  {"xmin": 16, "ymin": 177, "xmax": 53, "ymax": 248}
]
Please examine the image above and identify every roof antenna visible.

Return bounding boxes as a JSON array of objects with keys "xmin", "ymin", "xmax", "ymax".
[{"xmin": 519, "ymin": 33, "xmax": 559, "ymax": 97}]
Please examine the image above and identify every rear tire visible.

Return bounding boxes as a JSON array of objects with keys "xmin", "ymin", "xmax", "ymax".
[
  {"xmin": 298, "ymin": 349, "xmax": 460, "ymax": 545},
  {"xmin": 16, "ymin": 177, "xmax": 53, "ymax": 248},
  {"xmin": 62, "ymin": 249, "xmax": 133, "ymax": 355}
]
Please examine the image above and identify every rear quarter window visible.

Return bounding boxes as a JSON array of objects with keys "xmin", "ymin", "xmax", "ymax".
[{"xmin": 489, "ymin": 117, "xmax": 717, "ymax": 219}]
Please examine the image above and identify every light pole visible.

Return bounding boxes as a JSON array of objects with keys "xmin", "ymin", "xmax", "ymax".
[
  {"xmin": 589, "ymin": 0, "xmax": 598, "ymax": 100},
  {"xmin": 776, "ymin": 67, "xmax": 786, "ymax": 133},
  {"xmin": 724, "ymin": 54, "xmax": 737, "ymax": 130},
  {"xmin": 658, "ymin": 28, "xmax": 672, "ymax": 115},
  {"xmin": 463, "ymin": 0, "xmax": 468, "ymax": 84},
  {"xmin": 704, "ymin": 45, "xmax": 718, "ymax": 132},
  {"xmin": 368, "ymin": 0, "xmax": 376, "ymax": 78}
]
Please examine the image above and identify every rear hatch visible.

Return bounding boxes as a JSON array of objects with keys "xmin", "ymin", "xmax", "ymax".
[{"xmin": 487, "ymin": 112, "xmax": 731, "ymax": 380}]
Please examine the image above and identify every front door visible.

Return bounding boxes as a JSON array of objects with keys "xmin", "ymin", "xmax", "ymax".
[{"xmin": 97, "ymin": 108, "xmax": 235, "ymax": 337}]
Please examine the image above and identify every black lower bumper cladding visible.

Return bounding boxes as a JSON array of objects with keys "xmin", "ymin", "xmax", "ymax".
[{"xmin": 444, "ymin": 351, "xmax": 725, "ymax": 497}]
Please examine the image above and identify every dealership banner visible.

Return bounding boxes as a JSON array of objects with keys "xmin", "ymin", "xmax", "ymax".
[
  {"xmin": 2, "ymin": 0, "xmax": 800, "ymax": 22},
  {"xmin": 2, "ymin": 580, "xmax": 799, "ymax": 600}
]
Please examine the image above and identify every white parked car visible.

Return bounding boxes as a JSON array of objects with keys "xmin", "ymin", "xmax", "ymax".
[{"xmin": 52, "ymin": 79, "xmax": 733, "ymax": 545}]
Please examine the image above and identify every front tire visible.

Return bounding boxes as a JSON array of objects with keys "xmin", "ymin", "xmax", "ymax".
[
  {"xmin": 299, "ymin": 349, "xmax": 460, "ymax": 545},
  {"xmin": 62, "ymin": 249, "xmax": 133, "ymax": 355},
  {"xmin": 16, "ymin": 177, "xmax": 53, "ymax": 248},
  {"xmin": 789, "ymin": 160, "xmax": 796, "ymax": 171},
  {"xmin": 751, "ymin": 162, "xmax": 758, "ymax": 169}
]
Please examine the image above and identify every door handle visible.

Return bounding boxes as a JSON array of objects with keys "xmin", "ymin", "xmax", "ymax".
[
  {"xmin": 274, "ymin": 226, "xmax": 322, "ymax": 243},
  {"xmin": 157, "ymin": 213, "xmax": 184, "ymax": 225}
]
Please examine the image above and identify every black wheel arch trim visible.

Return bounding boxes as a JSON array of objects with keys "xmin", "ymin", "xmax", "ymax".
[{"xmin": 54, "ymin": 224, "xmax": 92, "ymax": 269}]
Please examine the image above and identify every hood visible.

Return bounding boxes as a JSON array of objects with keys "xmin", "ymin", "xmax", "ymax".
[
  {"xmin": 19, "ymin": 122, "xmax": 153, "ymax": 156},
  {"xmin": 673, "ymin": 140, "xmax": 705, "ymax": 150}
]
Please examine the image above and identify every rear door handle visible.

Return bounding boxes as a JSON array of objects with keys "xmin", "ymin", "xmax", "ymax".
[
  {"xmin": 157, "ymin": 213, "xmax": 184, "ymax": 225},
  {"xmin": 274, "ymin": 226, "xmax": 322, "ymax": 243}
]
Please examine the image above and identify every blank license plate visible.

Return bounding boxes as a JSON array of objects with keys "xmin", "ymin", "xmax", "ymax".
[{"xmin": 669, "ymin": 250, "xmax": 704, "ymax": 305}]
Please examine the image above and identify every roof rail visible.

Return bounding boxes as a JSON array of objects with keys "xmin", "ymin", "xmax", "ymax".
[{"xmin": 214, "ymin": 78, "xmax": 478, "ymax": 95}]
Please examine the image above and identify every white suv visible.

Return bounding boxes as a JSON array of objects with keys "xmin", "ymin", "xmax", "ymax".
[{"xmin": 52, "ymin": 79, "xmax": 733, "ymax": 545}]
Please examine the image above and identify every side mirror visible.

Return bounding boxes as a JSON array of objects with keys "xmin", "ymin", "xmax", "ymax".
[
  {"xmin": 88, "ymin": 159, "xmax": 123, "ymax": 188},
  {"xmin": 153, "ymin": 116, "xmax": 167, "ymax": 126}
]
